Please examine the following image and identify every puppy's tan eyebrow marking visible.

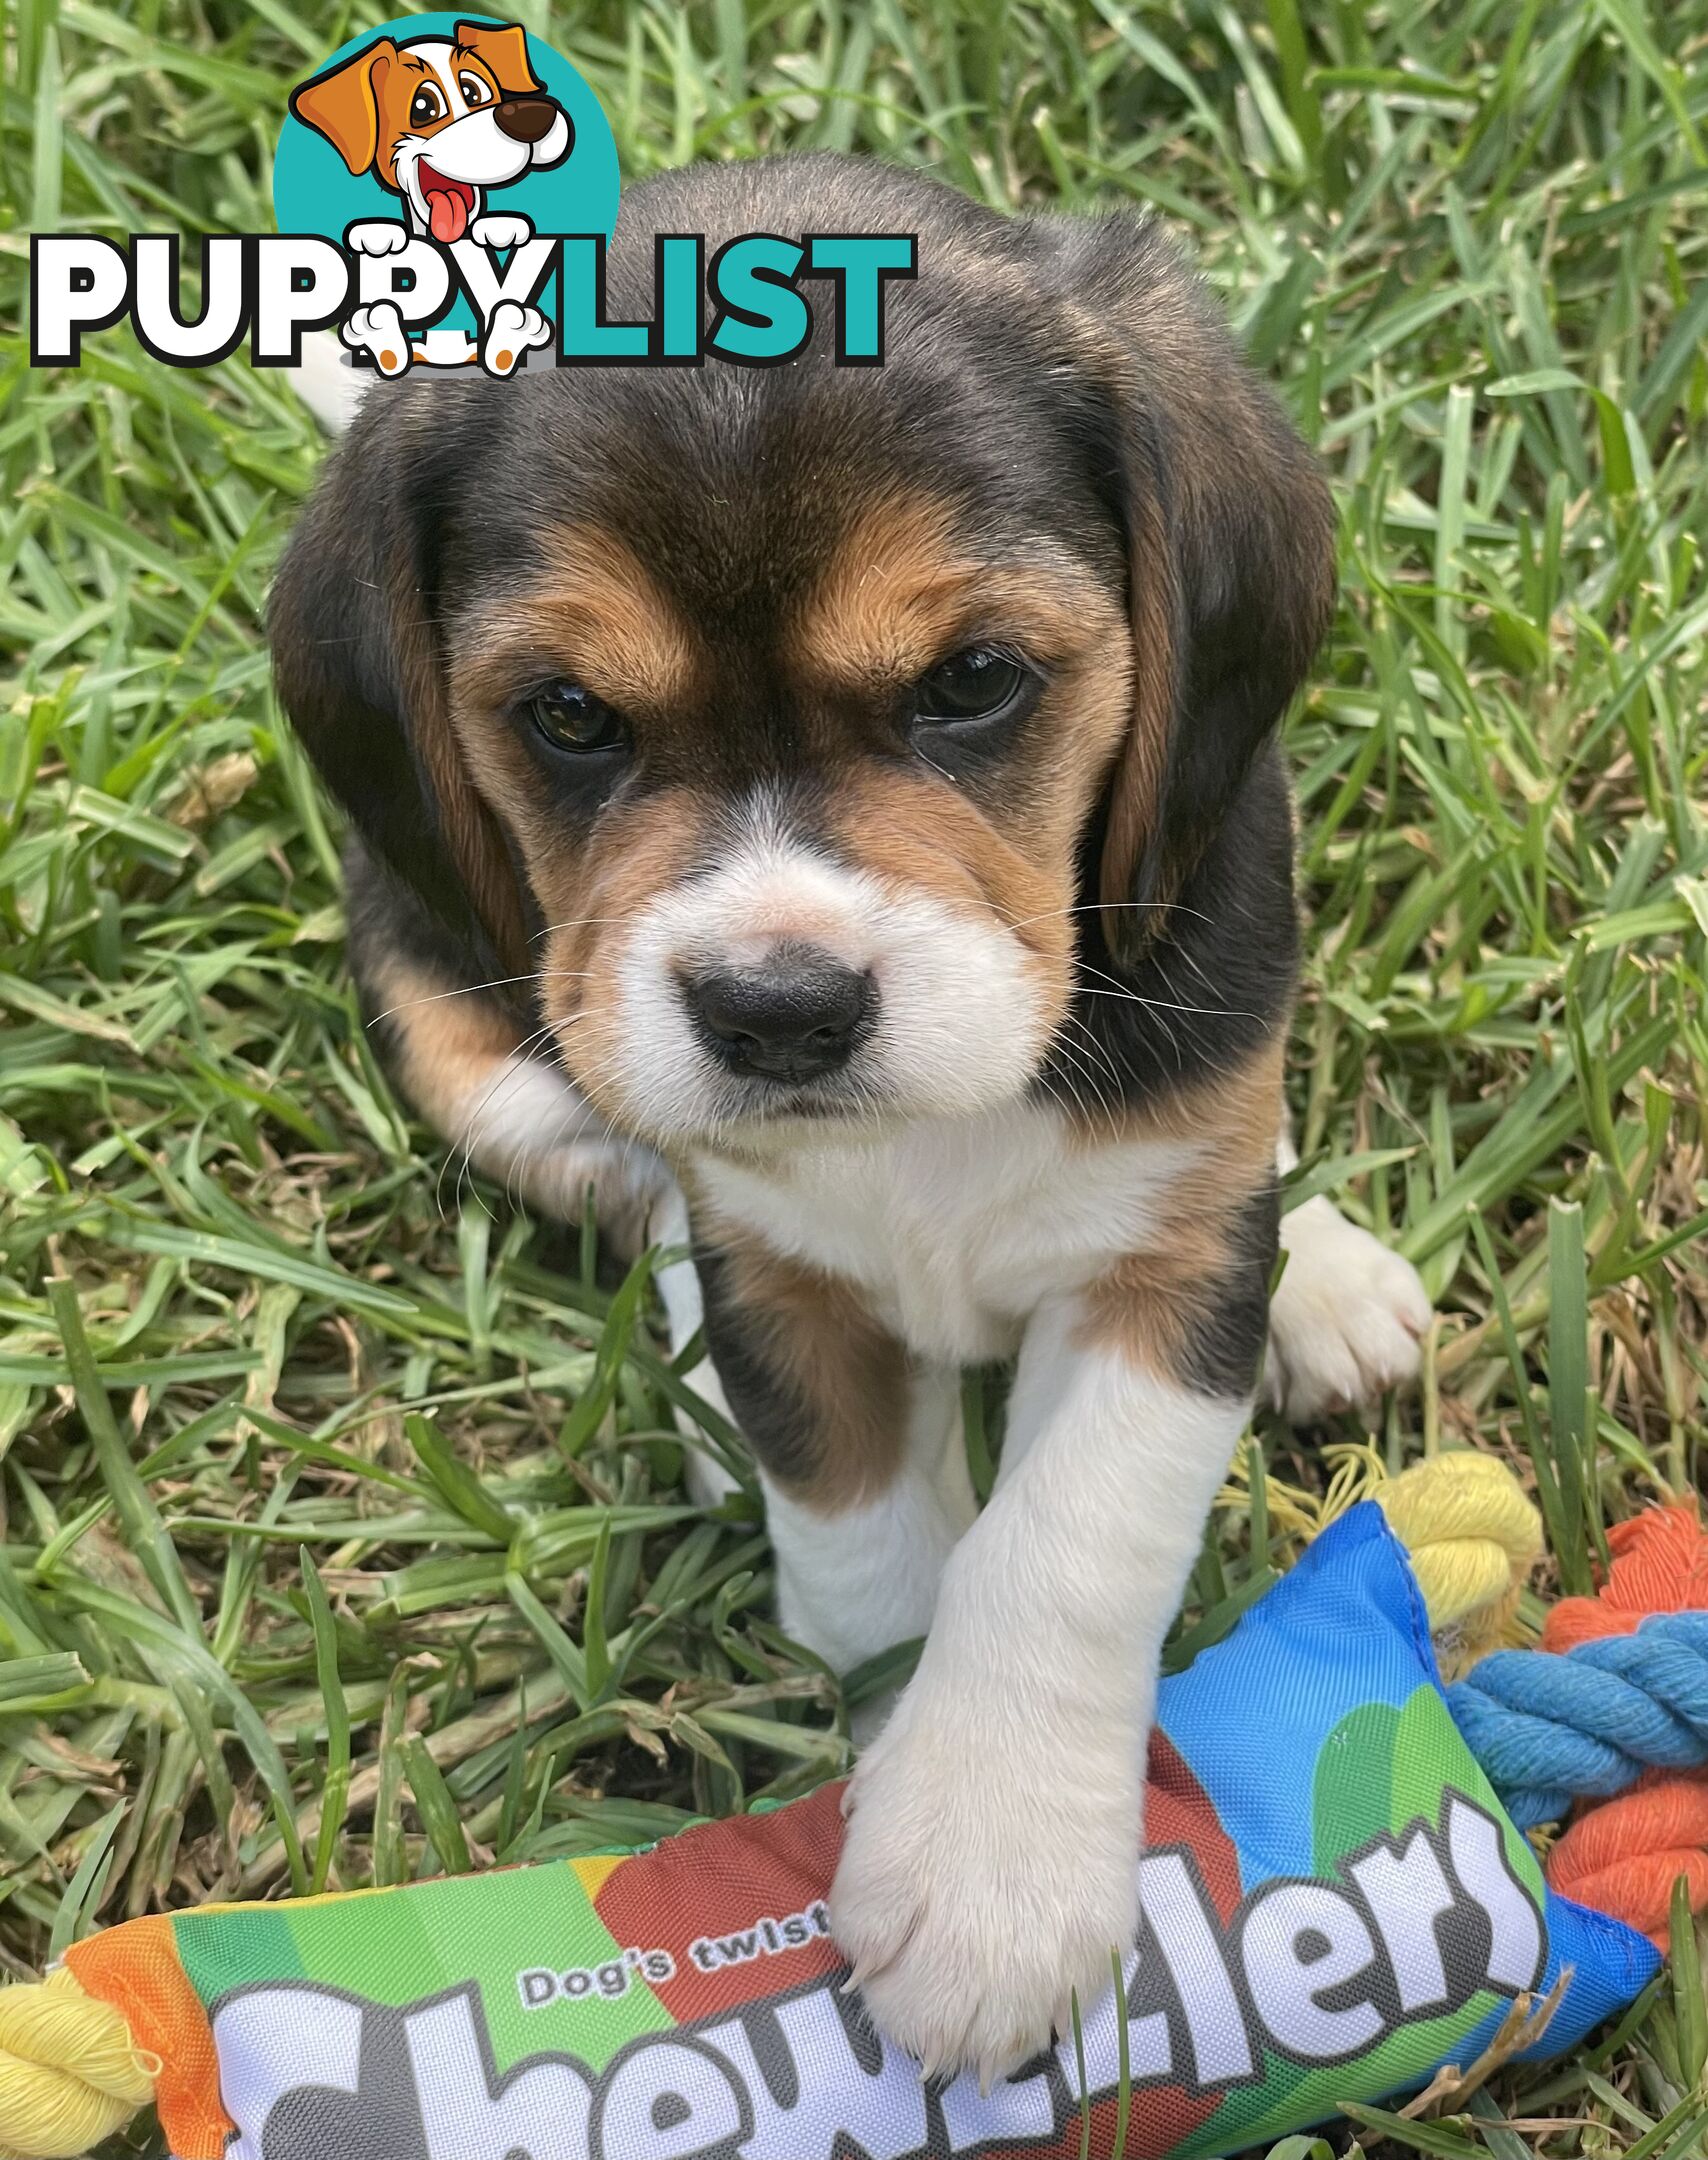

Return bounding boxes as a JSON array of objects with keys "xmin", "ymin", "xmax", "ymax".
[
  {"xmin": 456, "ymin": 525, "xmax": 708, "ymax": 716},
  {"xmin": 790, "ymin": 492, "xmax": 1115, "ymax": 690}
]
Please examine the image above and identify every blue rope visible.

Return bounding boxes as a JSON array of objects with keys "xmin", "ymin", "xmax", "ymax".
[{"xmin": 1446, "ymin": 1611, "xmax": 1708, "ymax": 1829}]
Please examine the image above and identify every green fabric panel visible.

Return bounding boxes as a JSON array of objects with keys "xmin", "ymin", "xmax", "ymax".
[
  {"xmin": 1191, "ymin": 1701, "xmax": 1403, "ymax": 2149},
  {"xmin": 172, "ymin": 1901, "xmax": 308, "ymax": 2006},
  {"xmin": 172, "ymin": 1864, "xmax": 674, "ymax": 2075}
]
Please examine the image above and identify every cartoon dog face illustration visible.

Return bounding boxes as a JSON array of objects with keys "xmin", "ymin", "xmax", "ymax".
[{"xmin": 290, "ymin": 18, "xmax": 572, "ymax": 243}]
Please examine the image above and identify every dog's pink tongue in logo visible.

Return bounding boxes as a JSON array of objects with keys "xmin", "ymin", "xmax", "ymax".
[{"xmin": 420, "ymin": 162, "xmax": 473, "ymax": 243}]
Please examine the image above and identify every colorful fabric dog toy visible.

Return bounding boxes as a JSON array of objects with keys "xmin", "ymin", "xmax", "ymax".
[{"xmin": 0, "ymin": 1499, "xmax": 1662, "ymax": 2160}]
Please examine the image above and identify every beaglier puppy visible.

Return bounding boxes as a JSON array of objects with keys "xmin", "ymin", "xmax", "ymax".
[{"xmin": 272, "ymin": 154, "xmax": 1431, "ymax": 2083}]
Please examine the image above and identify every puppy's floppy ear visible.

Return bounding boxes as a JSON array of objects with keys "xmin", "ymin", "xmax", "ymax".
[
  {"xmin": 269, "ymin": 402, "xmax": 530, "ymax": 982},
  {"xmin": 453, "ymin": 19, "xmax": 541, "ymax": 96},
  {"xmin": 1040, "ymin": 216, "xmax": 1336, "ymax": 961},
  {"xmin": 289, "ymin": 39, "xmax": 398, "ymax": 176}
]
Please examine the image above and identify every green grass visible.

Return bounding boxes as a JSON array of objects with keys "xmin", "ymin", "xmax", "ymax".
[{"xmin": 2, "ymin": 1, "xmax": 1706, "ymax": 2152}]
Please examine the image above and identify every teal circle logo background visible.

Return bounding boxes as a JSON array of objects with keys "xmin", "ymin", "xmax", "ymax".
[{"xmin": 272, "ymin": 12, "xmax": 619, "ymax": 338}]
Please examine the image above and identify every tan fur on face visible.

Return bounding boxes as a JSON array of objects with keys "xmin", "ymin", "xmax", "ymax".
[
  {"xmin": 456, "ymin": 527, "xmax": 707, "ymax": 722},
  {"xmin": 443, "ymin": 521, "xmax": 718, "ymax": 1116},
  {"xmin": 799, "ymin": 492, "xmax": 1132, "ymax": 1040},
  {"xmin": 537, "ymin": 788, "xmax": 717, "ymax": 1123},
  {"xmin": 443, "ymin": 527, "xmax": 712, "ymax": 1027},
  {"xmin": 1078, "ymin": 1035, "xmax": 1284, "ymax": 1376},
  {"xmin": 819, "ymin": 766, "xmax": 1076, "ymax": 1019},
  {"xmin": 790, "ymin": 494, "xmax": 1124, "ymax": 695}
]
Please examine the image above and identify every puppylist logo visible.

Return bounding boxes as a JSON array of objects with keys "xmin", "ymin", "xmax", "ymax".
[{"xmin": 29, "ymin": 13, "xmax": 916, "ymax": 379}]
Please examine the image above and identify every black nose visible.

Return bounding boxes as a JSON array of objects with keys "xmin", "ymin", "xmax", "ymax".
[
  {"xmin": 685, "ymin": 951, "xmax": 874, "ymax": 1082},
  {"xmin": 493, "ymin": 95, "xmax": 565, "ymax": 146}
]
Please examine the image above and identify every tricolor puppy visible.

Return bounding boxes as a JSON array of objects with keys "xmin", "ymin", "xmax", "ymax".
[{"xmin": 272, "ymin": 154, "xmax": 1431, "ymax": 2084}]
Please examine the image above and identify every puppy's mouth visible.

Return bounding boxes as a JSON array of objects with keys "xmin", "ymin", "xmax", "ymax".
[
  {"xmin": 417, "ymin": 160, "xmax": 476, "ymax": 244},
  {"xmin": 718, "ymin": 1075, "xmax": 880, "ymax": 1131}
]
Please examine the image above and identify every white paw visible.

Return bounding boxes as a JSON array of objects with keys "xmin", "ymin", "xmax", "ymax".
[
  {"xmin": 480, "ymin": 300, "xmax": 551, "ymax": 377},
  {"xmin": 1266, "ymin": 1197, "xmax": 1432, "ymax": 1421},
  {"xmin": 471, "ymin": 212, "xmax": 533, "ymax": 252},
  {"xmin": 522, "ymin": 1141, "xmax": 670, "ymax": 1263},
  {"xmin": 830, "ymin": 1680, "xmax": 1138, "ymax": 2083},
  {"xmin": 340, "ymin": 303, "xmax": 411, "ymax": 376},
  {"xmin": 345, "ymin": 220, "xmax": 409, "ymax": 257}
]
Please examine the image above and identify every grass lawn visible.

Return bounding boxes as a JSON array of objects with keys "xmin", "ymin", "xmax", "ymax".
[{"xmin": 2, "ymin": 1, "xmax": 1706, "ymax": 2152}]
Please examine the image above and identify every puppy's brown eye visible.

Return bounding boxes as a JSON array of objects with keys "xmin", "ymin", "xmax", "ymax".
[
  {"xmin": 458, "ymin": 73, "xmax": 491, "ymax": 107},
  {"xmin": 409, "ymin": 86, "xmax": 446, "ymax": 127},
  {"xmin": 526, "ymin": 681, "xmax": 628, "ymax": 756},
  {"xmin": 912, "ymin": 647, "xmax": 1030, "ymax": 727}
]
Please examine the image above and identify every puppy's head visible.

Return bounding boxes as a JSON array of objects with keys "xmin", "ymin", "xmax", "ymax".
[
  {"xmin": 290, "ymin": 21, "xmax": 570, "ymax": 241},
  {"xmin": 273, "ymin": 157, "xmax": 1332, "ymax": 1156}
]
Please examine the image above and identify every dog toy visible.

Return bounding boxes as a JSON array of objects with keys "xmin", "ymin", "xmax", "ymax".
[
  {"xmin": 1445, "ymin": 1608, "xmax": 1708, "ymax": 1829},
  {"xmin": 0, "ymin": 1470, "xmax": 1683, "ymax": 2160},
  {"xmin": 1534, "ymin": 1506, "xmax": 1708, "ymax": 1945},
  {"xmin": 1291, "ymin": 1459, "xmax": 1708, "ymax": 1937}
]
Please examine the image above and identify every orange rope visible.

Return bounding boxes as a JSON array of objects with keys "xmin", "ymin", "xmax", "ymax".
[
  {"xmin": 1543, "ymin": 1506, "xmax": 1708, "ymax": 1651},
  {"xmin": 1547, "ymin": 1767, "xmax": 1708, "ymax": 1944},
  {"xmin": 1542, "ymin": 1505, "xmax": 1708, "ymax": 1947}
]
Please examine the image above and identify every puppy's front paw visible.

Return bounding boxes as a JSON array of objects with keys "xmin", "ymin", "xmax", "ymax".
[
  {"xmin": 830, "ymin": 1690, "xmax": 1137, "ymax": 2084},
  {"xmin": 527, "ymin": 1141, "xmax": 670, "ymax": 1262},
  {"xmin": 471, "ymin": 212, "xmax": 533, "ymax": 251},
  {"xmin": 1267, "ymin": 1198, "xmax": 1432, "ymax": 1421}
]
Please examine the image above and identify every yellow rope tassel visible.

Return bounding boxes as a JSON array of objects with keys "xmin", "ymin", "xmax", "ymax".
[
  {"xmin": 1224, "ymin": 1443, "xmax": 1544, "ymax": 1679},
  {"xmin": 1374, "ymin": 1452, "xmax": 1543, "ymax": 1677},
  {"xmin": 1221, "ymin": 1438, "xmax": 1394, "ymax": 1545},
  {"xmin": 0, "ymin": 1967, "xmax": 155, "ymax": 2160}
]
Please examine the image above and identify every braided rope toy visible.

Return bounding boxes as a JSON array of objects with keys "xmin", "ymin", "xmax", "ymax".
[
  {"xmin": 1538, "ymin": 1506, "xmax": 1708, "ymax": 1945},
  {"xmin": 1447, "ymin": 1611, "xmax": 1708, "ymax": 1828},
  {"xmin": 1371, "ymin": 1448, "xmax": 1545, "ymax": 1675},
  {"xmin": 0, "ymin": 1457, "xmax": 1698, "ymax": 2160},
  {"xmin": 1311, "ymin": 1463, "xmax": 1708, "ymax": 1928}
]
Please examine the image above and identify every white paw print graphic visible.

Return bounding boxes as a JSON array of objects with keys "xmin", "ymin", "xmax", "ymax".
[
  {"xmin": 481, "ymin": 300, "xmax": 552, "ymax": 377},
  {"xmin": 340, "ymin": 302, "xmax": 411, "ymax": 377}
]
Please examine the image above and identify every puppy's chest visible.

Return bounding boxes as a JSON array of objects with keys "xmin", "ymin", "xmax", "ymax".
[{"xmin": 693, "ymin": 1110, "xmax": 1201, "ymax": 1363}]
